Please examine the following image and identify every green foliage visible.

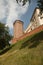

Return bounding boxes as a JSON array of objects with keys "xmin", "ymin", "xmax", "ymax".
[
  {"xmin": 0, "ymin": 45, "xmax": 12, "ymax": 55},
  {"xmin": 16, "ymin": 0, "xmax": 31, "ymax": 6},
  {"xmin": 0, "ymin": 22, "xmax": 12, "ymax": 50},
  {"xmin": 38, "ymin": 0, "xmax": 43, "ymax": 14}
]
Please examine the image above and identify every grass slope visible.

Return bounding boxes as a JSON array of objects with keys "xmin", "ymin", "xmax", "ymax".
[{"xmin": 0, "ymin": 31, "xmax": 43, "ymax": 65}]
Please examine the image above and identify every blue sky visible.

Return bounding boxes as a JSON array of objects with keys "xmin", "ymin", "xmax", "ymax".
[
  {"xmin": 0, "ymin": 0, "xmax": 37, "ymax": 35},
  {"xmin": 20, "ymin": 0, "xmax": 37, "ymax": 30}
]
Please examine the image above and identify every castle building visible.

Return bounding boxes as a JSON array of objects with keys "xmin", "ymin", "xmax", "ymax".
[
  {"xmin": 25, "ymin": 7, "xmax": 43, "ymax": 33},
  {"xmin": 10, "ymin": 7, "xmax": 43, "ymax": 44},
  {"xmin": 13, "ymin": 20, "xmax": 24, "ymax": 38}
]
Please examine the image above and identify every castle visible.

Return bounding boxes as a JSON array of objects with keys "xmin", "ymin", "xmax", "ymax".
[
  {"xmin": 25, "ymin": 7, "xmax": 43, "ymax": 33},
  {"xmin": 11, "ymin": 7, "xmax": 43, "ymax": 44}
]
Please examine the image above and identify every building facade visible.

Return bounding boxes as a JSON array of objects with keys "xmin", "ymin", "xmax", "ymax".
[{"xmin": 25, "ymin": 7, "xmax": 43, "ymax": 33}]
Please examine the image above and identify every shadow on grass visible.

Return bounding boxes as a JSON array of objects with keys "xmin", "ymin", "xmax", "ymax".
[
  {"xmin": 20, "ymin": 31, "xmax": 43, "ymax": 49},
  {"xmin": 0, "ymin": 44, "xmax": 16, "ymax": 55}
]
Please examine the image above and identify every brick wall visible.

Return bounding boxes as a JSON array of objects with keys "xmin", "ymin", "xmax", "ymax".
[
  {"xmin": 13, "ymin": 20, "xmax": 24, "ymax": 38},
  {"xmin": 12, "ymin": 25, "xmax": 43, "ymax": 44}
]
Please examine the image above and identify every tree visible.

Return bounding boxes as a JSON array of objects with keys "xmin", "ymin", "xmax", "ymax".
[
  {"xmin": 16, "ymin": 0, "xmax": 31, "ymax": 6},
  {"xmin": 38, "ymin": 0, "xmax": 43, "ymax": 14},
  {"xmin": 0, "ymin": 23, "xmax": 12, "ymax": 50}
]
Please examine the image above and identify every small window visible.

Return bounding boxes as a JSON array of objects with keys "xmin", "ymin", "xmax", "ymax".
[{"xmin": 40, "ymin": 16, "xmax": 43, "ymax": 19}]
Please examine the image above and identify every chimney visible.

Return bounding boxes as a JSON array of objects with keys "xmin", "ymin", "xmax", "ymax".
[{"xmin": 13, "ymin": 20, "xmax": 24, "ymax": 38}]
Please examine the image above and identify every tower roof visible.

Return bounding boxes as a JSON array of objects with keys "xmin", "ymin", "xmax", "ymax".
[{"xmin": 13, "ymin": 20, "xmax": 24, "ymax": 25}]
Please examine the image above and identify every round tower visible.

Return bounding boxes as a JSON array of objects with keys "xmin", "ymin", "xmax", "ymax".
[{"xmin": 13, "ymin": 20, "xmax": 24, "ymax": 38}]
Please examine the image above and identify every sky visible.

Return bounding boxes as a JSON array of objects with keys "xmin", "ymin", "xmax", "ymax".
[{"xmin": 0, "ymin": 0, "xmax": 37, "ymax": 35}]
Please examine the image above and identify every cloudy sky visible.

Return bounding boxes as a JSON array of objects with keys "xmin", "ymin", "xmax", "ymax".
[{"xmin": 0, "ymin": 0, "xmax": 37, "ymax": 34}]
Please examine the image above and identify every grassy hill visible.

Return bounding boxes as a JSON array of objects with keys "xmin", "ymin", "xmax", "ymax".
[{"xmin": 0, "ymin": 31, "xmax": 43, "ymax": 65}]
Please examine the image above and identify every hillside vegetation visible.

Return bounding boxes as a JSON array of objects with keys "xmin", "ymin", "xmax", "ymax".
[{"xmin": 0, "ymin": 31, "xmax": 43, "ymax": 65}]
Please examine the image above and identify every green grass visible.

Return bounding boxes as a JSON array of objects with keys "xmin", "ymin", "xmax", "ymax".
[{"xmin": 0, "ymin": 31, "xmax": 43, "ymax": 65}]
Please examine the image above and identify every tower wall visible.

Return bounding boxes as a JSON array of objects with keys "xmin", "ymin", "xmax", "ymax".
[{"xmin": 13, "ymin": 20, "xmax": 24, "ymax": 38}]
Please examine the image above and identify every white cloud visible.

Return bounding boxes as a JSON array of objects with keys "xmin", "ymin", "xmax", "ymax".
[
  {"xmin": 0, "ymin": 0, "xmax": 29, "ymax": 28},
  {"xmin": 0, "ymin": 0, "xmax": 6, "ymax": 20},
  {"xmin": 6, "ymin": 0, "xmax": 29, "ymax": 28}
]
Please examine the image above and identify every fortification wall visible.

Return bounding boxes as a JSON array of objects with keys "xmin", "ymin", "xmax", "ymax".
[{"xmin": 12, "ymin": 25, "xmax": 43, "ymax": 44}]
